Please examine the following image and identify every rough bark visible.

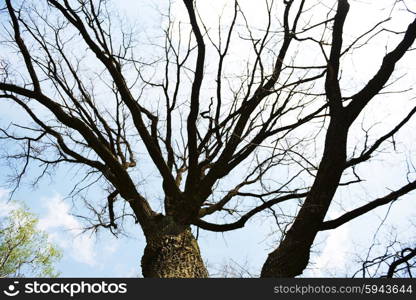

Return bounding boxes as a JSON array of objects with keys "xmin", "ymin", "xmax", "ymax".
[
  {"xmin": 141, "ymin": 216, "xmax": 208, "ymax": 278},
  {"xmin": 261, "ymin": 120, "xmax": 348, "ymax": 277}
]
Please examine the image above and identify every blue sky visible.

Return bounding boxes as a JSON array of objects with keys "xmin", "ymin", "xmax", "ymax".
[{"xmin": 1, "ymin": 0, "xmax": 416, "ymax": 278}]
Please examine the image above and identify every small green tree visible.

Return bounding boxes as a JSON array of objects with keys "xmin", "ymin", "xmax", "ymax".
[{"xmin": 0, "ymin": 204, "xmax": 62, "ymax": 277}]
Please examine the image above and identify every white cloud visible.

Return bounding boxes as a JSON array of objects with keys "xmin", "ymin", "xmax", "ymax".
[
  {"xmin": 122, "ymin": 267, "xmax": 139, "ymax": 278},
  {"xmin": 312, "ymin": 224, "xmax": 351, "ymax": 277},
  {"xmin": 37, "ymin": 194, "xmax": 97, "ymax": 266},
  {"xmin": 0, "ymin": 189, "xmax": 20, "ymax": 217},
  {"xmin": 103, "ymin": 242, "xmax": 119, "ymax": 255},
  {"xmin": 114, "ymin": 265, "xmax": 139, "ymax": 278},
  {"xmin": 0, "ymin": 188, "xmax": 9, "ymax": 199}
]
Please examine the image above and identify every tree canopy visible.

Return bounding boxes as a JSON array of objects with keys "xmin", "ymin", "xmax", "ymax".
[{"xmin": 0, "ymin": 203, "xmax": 62, "ymax": 277}]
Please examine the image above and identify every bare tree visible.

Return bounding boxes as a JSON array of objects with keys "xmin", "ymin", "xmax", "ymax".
[
  {"xmin": 1, "ymin": 0, "xmax": 416, "ymax": 277},
  {"xmin": 354, "ymin": 234, "xmax": 416, "ymax": 278}
]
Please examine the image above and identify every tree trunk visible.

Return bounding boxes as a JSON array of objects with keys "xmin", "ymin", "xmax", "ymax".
[
  {"xmin": 141, "ymin": 216, "xmax": 208, "ymax": 278},
  {"xmin": 261, "ymin": 120, "xmax": 348, "ymax": 277}
]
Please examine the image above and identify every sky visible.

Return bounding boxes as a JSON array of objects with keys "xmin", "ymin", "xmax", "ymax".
[{"xmin": 0, "ymin": 0, "xmax": 416, "ymax": 278}]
